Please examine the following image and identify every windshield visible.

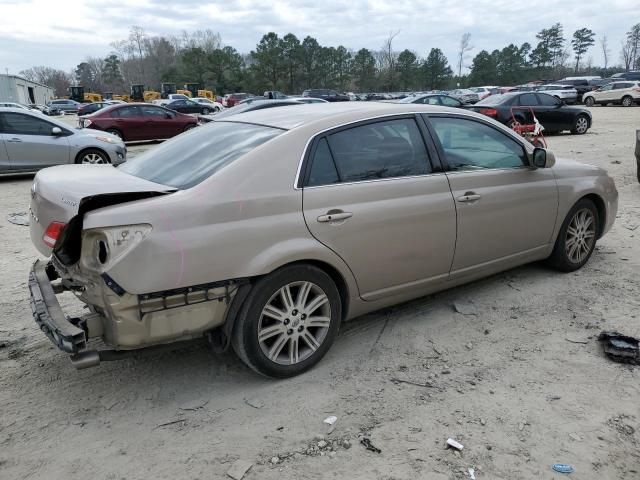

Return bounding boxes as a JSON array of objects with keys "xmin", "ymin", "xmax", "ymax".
[{"xmin": 119, "ymin": 121, "xmax": 283, "ymax": 188}]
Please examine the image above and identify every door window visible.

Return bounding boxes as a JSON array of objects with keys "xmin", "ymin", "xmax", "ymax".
[
  {"xmin": 518, "ymin": 93, "xmax": 539, "ymax": 106},
  {"xmin": 440, "ymin": 96, "xmax": 462, "ymax": 107},
  {"xmin": 0, "ymin": 112, "xmax": 56, "ymax": 135},
  {"xmin": 601, "ymin": 84, "xmax": 614, "ymax": 91},
  {"xmin": 429, "ymin": 116, "xmax": 527, "ymax": 171},
  {"xmin": 537, "ymin": 94, "xmax": 560, "ymax": 106},
  {"xmin": 305, "ymin": 118, "xmax": 431, "ymax": 186},
  {"xmin": 141, "ymin": 106, "xmax": 167, "ymax": 117},
  {"xmin": 614, "ymin": 83, "xmax": 632, "ymax": 89},
  {"xmin": 112, "ymin": 106, "xmax": 142, "ymax": 118}
]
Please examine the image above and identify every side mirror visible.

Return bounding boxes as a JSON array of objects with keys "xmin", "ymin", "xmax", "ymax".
[
  {"xmin": 532, "ymin": 147, "xmax": 556, "ymax": 168},
  {"xmin": 51, "ymin": 126, "xmax": 62, "ymax": 136}
]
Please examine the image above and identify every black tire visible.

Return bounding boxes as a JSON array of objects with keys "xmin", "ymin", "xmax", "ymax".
[
  {"xmin": 231, "ymin": 264, "xmax": 342, "ymax": 378},
  {"xmin": 584, "ymin": 97, "xmax": 595, "ymax": 107},
  {"xmin": 621, "ymin": 96, "xmax": 633, "ymax": 107},
  {"xmin": 202, "ymin": 108, "xmax": 211, "ymax": 114},
  {"xmin": 214, "ymin": 106, "xmax": 221, "ymax": 112},
  {"xmin": 547, "ymin": 198, "xmax": 599, "ymax": 272},
  {"xmin": 106, "ymin": 128, "xmax": 123, "ymax": 140},
  {"xmin": 75, "ymin": 148, "xmax": 110, "ymax": 165},
  {"xmin": 183, "ymin": 124, "xmax": 196, "ymax": 132},
  {"xmin": 570, "ymin": 114, "xmax": 589, "ymax": 135}
]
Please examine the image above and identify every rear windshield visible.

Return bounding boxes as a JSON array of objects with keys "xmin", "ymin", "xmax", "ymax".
[
  {"xmin": 476, "ymin": 94, "xmax": 512, "ymax": 105},
  {"xmin": 119, "ymin": 121, "xmax": 283, "ymax": 189}
]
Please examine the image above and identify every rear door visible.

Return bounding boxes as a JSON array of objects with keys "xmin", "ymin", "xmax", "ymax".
[
  {"xmin": 0, "ymin": 112, "xmax": 70, "ymax": 170},
  {"xmin": 613, "ymin": 82, "xmax": 633, "ymax": 102},
  {"xmin": 301, "ymin": 115, "xmax": 456, "ymax": 300},
  {"xmin": 111, "ymin": 106, "xmax": 145, "ymax": 140},
  {"xmin": 424, "ymin": 114, "xmax": 557, "ymax": 273}
]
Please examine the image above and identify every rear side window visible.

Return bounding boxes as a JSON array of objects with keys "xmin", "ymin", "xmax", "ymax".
[
  {"xmin": 119, "ymin": 121, "xmax": 283, "ymax": 189},
  {"xmin": 518, "ymin": 93, "xmax": 539, "ymax": 106},
  {"xmin": 305, "ymin": 118, "xmax": 431, "ymax": 186}
]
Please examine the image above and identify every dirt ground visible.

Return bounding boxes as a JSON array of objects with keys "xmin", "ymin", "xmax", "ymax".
[{"xmin": 1, "ymin": 107, "xmax": 639, "ymax": 480}]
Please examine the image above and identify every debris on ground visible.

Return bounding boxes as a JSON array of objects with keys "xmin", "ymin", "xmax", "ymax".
[
  {"xmin": 598, "ymin": 331, "xmax": 640, "ymax": 365},
  {"xmin": 359, "ymin": 435, "xmax": 381, "ymax": 453},
  {"xmin": 446, "ymin": 438, "xmax": 464, "ymax": 450},
  {"xmin": 226, "ymin": 459, "xmax": 253, "ymax": 480},
  {"xmin": 552, "ymin": 463, "xmax": 575, "ymax": 474},
  {"xmin": 468, "ymin": 467, "xmax": 476, "ymax": 479},
  {"xmin": 324, "ymin": 415, "xmax": 337, "ymax": 425},
  {"xmin": 7, "ymin": 213, "xmax": 29, "ymax": 226},
  {"xmin": 179, "ymin": 399, "xmax": 209, "ymax": 411},
  {"xmin": 390, "ymin": 377, "xmax": 434, "ymax": 388},
  {"xmin": 244, "ymin": 397, "xmax": 264, "ymax": 409},
  {"xmin": 453, "ymin": 301, "xmax": 477, "ymax": 315}
]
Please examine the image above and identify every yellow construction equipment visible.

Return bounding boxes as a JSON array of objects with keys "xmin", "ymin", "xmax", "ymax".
[
  {"xmin": 198, "ymin": 89, "xmax": 215, "ymax": 100},
  {"xmin": 84, "ymin": 92, "xmax": 103, "ymax": 103},
  {"xmin": 143, "ymin": 91, "xmax": 161, "ymax": 102},
  {"xmin": 112, "ymin": 94, "xmax": 131, "ymax": 102},
  {"xmin": 176, "ymin": 89, "xmax": 192, "ymax": 98}
]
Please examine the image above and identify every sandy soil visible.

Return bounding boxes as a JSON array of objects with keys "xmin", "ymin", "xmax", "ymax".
[{"xmin": 1, "ymin": 107, "xmax": 639, "ymax": 480}]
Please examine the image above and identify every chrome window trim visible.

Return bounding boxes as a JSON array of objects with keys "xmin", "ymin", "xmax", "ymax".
[{"xmin": 293, "ymin": 110, "xmax": 530, "ymax": 190}]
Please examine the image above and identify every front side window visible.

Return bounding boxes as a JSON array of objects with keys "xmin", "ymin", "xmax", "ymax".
[
  {"xmin": 429, "ymin": 116, "xmax": 527, "ymax": 171},
  {"xmin": 119, "ymin": 121, "xmax": 283, "ymax": 189},
  {"xmin": 0, "ymin": 112, "xmax": 56, "ymax": 135},
  {"xmin": 601, "ymin": 84, "xmax": 614, "ymax": 91},
  {"xmin": 141, "ymin": 106, "xmax": 166, "ymax": 117},
  {"xmin": 305, "ymin": 118, "xmax": 430, "ymax": 186}
]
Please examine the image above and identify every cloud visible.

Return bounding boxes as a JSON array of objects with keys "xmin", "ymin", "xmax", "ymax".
[{"xmin": 0, "ymin": 0, "xmax": 636, "ymax": 74}]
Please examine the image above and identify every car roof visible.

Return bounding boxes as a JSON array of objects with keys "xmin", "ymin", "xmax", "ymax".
[{"xmin": 215, "ymin": 102, "xmax": 484, "ymax": 131}]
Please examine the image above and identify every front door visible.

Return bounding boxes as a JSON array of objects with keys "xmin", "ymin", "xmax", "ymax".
[
  {"xmin": 425, "ymin": 114, "xmax": 558, "ymax": 273},
  {"xmin": 140, "ymin": 105, "xmax": 174, "ymax": 139},
  {"xmin": 517, "ymin": 92, "xmax": 558, "ymax": 131},
  {"xmin": 0, "ymin": 112, "xmax": 69, "ymax": 170},
  {"xmin": 301, "ymin": 116, "xmax": 457, "ymax": 300}
]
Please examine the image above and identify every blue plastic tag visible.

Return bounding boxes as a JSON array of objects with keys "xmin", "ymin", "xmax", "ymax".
[{"xmin": 552, "ymin": 464, "xmax": 574, "ymax": 474}]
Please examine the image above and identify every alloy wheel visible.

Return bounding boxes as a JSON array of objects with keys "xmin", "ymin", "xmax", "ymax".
[
  {"xmin": 81, "ymin": 152, "xmax": 107, "ymax": 164},
  {"xmin": 257, "ymin": 281, "xmax": 331, "ymax": 365},
  {"xmin": 622, "ymin": 96, "xmax": 632, "ymax": 107},
  {"xmin": 565, "ymin": 208, "xmax": 596, "ymax": 264},
  {"xmin": 575, "ymin": 116, "xmax": 588, "ymax": 134}
]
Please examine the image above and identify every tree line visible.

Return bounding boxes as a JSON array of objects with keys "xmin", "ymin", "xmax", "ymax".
[{"xmin": 19, "ymin": 23, "xmax": 640, "ymax": 98}]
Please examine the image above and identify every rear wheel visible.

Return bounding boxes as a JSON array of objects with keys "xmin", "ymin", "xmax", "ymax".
[
  {"xmin": 547, "ymin": 198, "xmax": 599, "ymax": 272},
  {"xmin": 76, "ymin": 149, "xmax": 109, "ymax": 165},
  {"xmin": 622, "ymin": 96, "xmax": 633, "ymax": 107},
  {"xmin": 106, "ymin": 128, "xmax": 123, "ymax": 140},
  {"xmin": 584, "ymin": 97, "xmax": 595, "ymax": 107},
  {"xmin": 232, "ymin": 264, "xmax": 341, "ymax": 378},
  {"xmin": 570, "ymin": 114, "xmax": 589, "ymax": 135},
  {"xmin": 202, "ymin": 108, "xmax": 211, "ymax": 114}
]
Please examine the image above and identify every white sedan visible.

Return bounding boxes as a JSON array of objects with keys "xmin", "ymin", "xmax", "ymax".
[{"xmin": 191, "ymin": 97, "xmax": 225, "ymax": 112}]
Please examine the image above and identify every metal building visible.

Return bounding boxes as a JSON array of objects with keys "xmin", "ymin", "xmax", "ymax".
[{"xmin": 0, "ymin": 74, "xmax": 54, "ymax": 105}]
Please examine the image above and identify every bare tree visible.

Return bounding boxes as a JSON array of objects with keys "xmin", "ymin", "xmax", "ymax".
[
  {"xmin": 600, "ymin": 35, "xmax": 610, "ymax": 70},
  {"xmin": 129, "ymin": 26, "xmax": 147, "ymax": 80},
  {"xmin": 457, "ymin": 33, "xmax": 473, "ymax": 78},
  {"xmin": 381, "ymin": 30, "xmax": 400, "ymax": 90},
  {"xmin": 621, "ymin": 40, "xmax": 633, "ymax": 70}
]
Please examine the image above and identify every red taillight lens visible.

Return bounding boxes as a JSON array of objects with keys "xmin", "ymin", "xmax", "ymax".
[
  {"xmin": 479, "ymin": 108, "xmax": 498, "ymax": 117},
  {"xmin": 632, "ymin": 87, "xmax": 640, "ymax": 92},
  {"xmin": 43, "ymin": 221, "xmax": 66, "ymax": 248}
]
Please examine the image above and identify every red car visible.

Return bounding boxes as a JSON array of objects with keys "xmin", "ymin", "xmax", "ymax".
[
  {"xmin": 80, "ymin": 103, "xmax": 198, "ymax": 141},
  {"xmin": 224, "ymin": 93, "xmax": 253, "ymax": 108}
]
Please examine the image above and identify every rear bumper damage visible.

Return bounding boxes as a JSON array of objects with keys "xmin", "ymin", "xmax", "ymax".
[{"xmin": 28, "ymin": 258, "xmax": 244, "ymax": 369}]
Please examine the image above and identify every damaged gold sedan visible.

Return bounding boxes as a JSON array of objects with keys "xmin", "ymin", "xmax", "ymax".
[{"xmin": 28, "ymin": 103, "xmax": 618, "ymax": 377}]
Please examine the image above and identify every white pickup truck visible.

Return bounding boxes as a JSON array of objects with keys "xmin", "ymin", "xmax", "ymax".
[{"xmin": 152, "ymin": 93, "xmax": 191, "ymax": 106}]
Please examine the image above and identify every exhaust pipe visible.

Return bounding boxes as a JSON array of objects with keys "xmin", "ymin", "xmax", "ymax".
[{"xmin": 70, "ymin": 351, "xmax": 100, "ymax": 369}]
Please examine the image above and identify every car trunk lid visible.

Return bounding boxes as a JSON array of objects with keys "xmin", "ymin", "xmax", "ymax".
[{"xmin": 30, "ymin": 164, "xmax": 175, "ymax": 257}]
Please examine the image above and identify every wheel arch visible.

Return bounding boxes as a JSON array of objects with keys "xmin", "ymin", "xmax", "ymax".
[{"xmin": 581, "ymin": 193, "xmax": 606, "ymax": 238}]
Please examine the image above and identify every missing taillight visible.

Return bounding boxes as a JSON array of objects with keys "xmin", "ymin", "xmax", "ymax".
[
  {"xmin": 97, "ymin": 240, "xmax": 108, "ymax": 264},
  {"xmin": 43, "ymin": 221, "xmax": 66, "ymax": 248}
]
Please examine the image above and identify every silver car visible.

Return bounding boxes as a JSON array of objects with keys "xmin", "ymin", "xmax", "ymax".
[
  {"xmin": 0, "ymin": 108, "xmax": 126, "ymax": 173},
  {"xmin": 535, "ymin": 84, "xmax": 579, "ymax": 104},
  {"xmin": 27, "ymin": 103, "xmax": 618, "ymax": 377}
]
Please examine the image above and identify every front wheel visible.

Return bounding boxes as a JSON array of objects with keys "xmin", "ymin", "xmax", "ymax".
[
  {"xmin": 202, "ymin": 108, "xmax": 211, "ymax": 114},
  {"xmin": 584, "ymin": 97, "xmax": 595, "ymax": 107},
  {"xmin": 76, "ymin": 149, "xmax": 110, "ymax": 165},
  {"xmin": 232, "ymin": 265, "xmax": 342, "ymax": 378},
  {"xmin": 547, "ymin": 198, "xmax": 599, "ymax": 272},
  {"xmin": 570, "ymin": 115, "xmax": 589, "ymax": 135},
  {"xmin": 621, "ymin": 96, "xmax": 633, "ymax": 107}
]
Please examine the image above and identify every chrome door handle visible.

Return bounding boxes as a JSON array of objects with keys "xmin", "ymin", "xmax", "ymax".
[
  {"xmin": 7, "ymin": 138, "xmax": 22, "ymax": 143},
  {"xmin": 456, "ymin": 193, "xmax": 481, "ymax": 203},
  {"xmin": 317, "ymin": 211, "xmax": 353, "ymax": 223}
]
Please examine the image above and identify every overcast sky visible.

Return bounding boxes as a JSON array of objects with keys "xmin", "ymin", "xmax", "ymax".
[{"xmin": 0, "ymin": 0, "xmax": 636, "ymax": 75}]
